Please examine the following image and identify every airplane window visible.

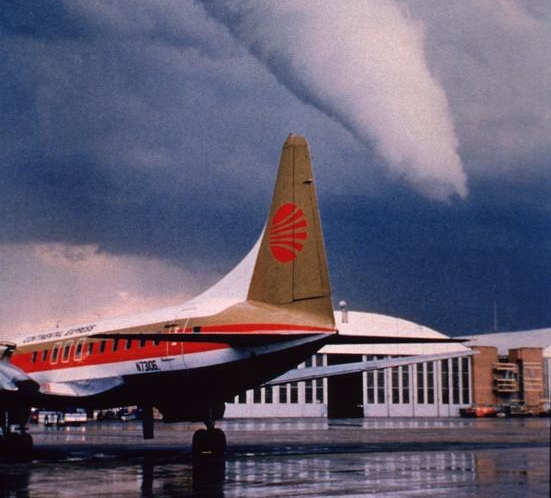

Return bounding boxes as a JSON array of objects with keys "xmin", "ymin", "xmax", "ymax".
[
  {"xmin": 125, "ymin": 339, "xmax": 132, "ymax": 350},
  {"xmin": 31, "ymin": 351, "xmax": 37, "ymax": 363},
  {"xmin": 74, "ymin": 338, "xmax": 86, "ymax": 361},
  {"xmin": 100, "ymin": 340, "xmax": 106, "ymax": 353},
  {"xmin": 51, "ymin": 343, "xmax": 61, "ymax": 364},
  {"xmin": 112, "ymin": 338, "xmax": 119, "ymax": 352},
  {"xmin": 87, "ymin": 342, "xmax": 94, "ymax": 355},
  {"xmin": 42, "ymin": 350, "xmax": 48, "ymax": 362},
  {"xmin": 139, "ymin": 338, "xmax": 146, "ymax": 348},
  {"xmin": 62, "ymin": 341, "xmax": 73, "ymax": 362}
]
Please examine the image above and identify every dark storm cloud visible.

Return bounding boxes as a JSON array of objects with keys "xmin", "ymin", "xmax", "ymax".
[
  {"xmin": 0, "ymin": 0, "xmax": 549, "ymax": 335},
  {"xmin": 326, "ymin": 183, "xmax": 550, "ymax": 335},
  {"xmin": 0, "ymin": 0, "xmax": 363, "ymax": 268},
  {"xmin": 0, "ymin": 0, "xmax": 288, "ymax": 265},
  {"xmin": 1, "ymin": 0, "xmax": 87, "ymax": 40}
]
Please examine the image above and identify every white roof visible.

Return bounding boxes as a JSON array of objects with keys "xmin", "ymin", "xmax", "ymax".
[
  {"xmin": 322, "ymin": 311, "xmax": 468, "ymax": 356},
  {"xmin": 460, "ymin": 328, "xmax": 551, "ymax": 357}
]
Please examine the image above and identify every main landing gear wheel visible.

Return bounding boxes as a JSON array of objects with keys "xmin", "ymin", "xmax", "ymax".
[
  {"xmin": 192, "ymin": 427, "xmax": 226, "ymax": 460},
  {"xmin": 0, "ymin": 409, "xmax": 34, "ymax": 462},
  {"xmin": 192, "ymin": 427, "xmax": 226, "ymax": 486},
  {"xmin": 0, "ymin": 432, "xmax": 33, "ymax": 460}
]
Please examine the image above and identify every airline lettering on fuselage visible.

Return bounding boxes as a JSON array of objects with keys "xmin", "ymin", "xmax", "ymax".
[
  {"xmin": 23, "ymin": 324, "xmax": 96, "ymax": 344},
  {"xmin": 136, "ymin": 360, "xmax": 160, "ymax": 373},
  {"xmin": 64, "ymin": 325, "xmax": 96, "ymax": 337}
]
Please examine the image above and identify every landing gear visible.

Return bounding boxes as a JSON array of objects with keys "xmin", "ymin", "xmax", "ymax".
[
  {"xmin": 190, "ymin": 405, "xmax": 227, "ymax": 461},
  {"xmin": 192, "ymin": 426, "xmax": 226, "ymax": 460},
  {"xmin": 0, "ymin": 432, "xmax": 33, "ymax": 461},
  {"xmin": 192, "ymin": 423, "xmax": 226, "ymax": 486},
  {"xmin": 0, "ymin": 407, "xmax": 33, "ymax": 461},
  {"xmin": 140, "ymin": 405, "xmax": 154, "ymax": 440}
]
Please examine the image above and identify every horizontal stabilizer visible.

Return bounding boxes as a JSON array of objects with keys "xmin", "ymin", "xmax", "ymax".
[
  {"xmin": 39, "ymin": 377, "xmax": 124, "ymax": 398},
  {"xmin": 92, "ymin": 332, "xmax": 330, "ymax": 347},
  {"xmin": 328, "ymin": 334, "xmax": 467, "ymax": 344},
  {"xmin": 264, "ymin": 350, "xmax": 474, "ymax": 386}
]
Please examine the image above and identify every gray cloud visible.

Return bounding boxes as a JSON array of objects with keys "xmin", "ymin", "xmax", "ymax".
[
  {"xmin": 0, "ymin": 242, "xmax": 202, "ymax": 335},
  {"xmin": 410, "ymin": 0, "xmax": 551, "ymax": 178},
  {"xmin": 198, "ymin": 0, "xmax": 468, "ymax": 201}
]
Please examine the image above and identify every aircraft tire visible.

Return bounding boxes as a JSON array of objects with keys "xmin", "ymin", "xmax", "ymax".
[
  {"xmin": 211, "ymin": 427, "xmax": 226, "ymax": 455},
  {"xmin": 0, "ymin": 432, "xmax": 33, "ymax": 461},
  {"xmin": 192, "ymin": 428, "xmax": 208, "ymax": 458},
  {"xmin": 192, "ymin": 428, "xmax": 226, "ymax": 460}
]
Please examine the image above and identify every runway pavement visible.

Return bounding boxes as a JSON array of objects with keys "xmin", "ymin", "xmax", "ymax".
[{"xmin": 1, "ymin": 417, "xmax": 549, "ymax": 497}]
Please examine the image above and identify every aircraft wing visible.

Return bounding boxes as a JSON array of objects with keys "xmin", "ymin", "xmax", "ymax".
[
  {"xmin": 1, "ymin": 364, "xmax": 122, "ymax": 401},
  {"xmin": 328, "ymin": 334, "xmax": 466, "ymax": 344},
  {"xmin": 0, "ymin": 354, "xmax": 40, "ymax": 406},
  {"xmin": 0, "ymin": 360, "xmax": 38, "ymax": 392},
  {"xmin": 264, "ymin": 350, "xmax": 474, "ymax": 386},
  {"xmin": 1, "ymin": 341, "xmax": 123, "ymax": 399},
  {"xmin": 1, "ymin": 342, "xmax": 37, "ymax": 393},
  {"xmin": 38, "ymin": 377, "xmax": 124, "ymax": 397}
]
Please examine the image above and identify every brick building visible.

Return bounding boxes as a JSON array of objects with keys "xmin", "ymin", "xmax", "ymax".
[{"xmin": 464, "ymin": 329, "xmax": 550, "ymax": 414}]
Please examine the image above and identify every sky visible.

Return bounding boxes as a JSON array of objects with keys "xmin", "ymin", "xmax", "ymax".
[{"xmin": 0, "ymin": 0, "xmax": 550, "ymax": 337}]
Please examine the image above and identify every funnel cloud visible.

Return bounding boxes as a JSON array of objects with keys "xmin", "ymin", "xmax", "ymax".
[{"xmin": 199, "ymin": 0, "xmax": 467, "ymax": 201}]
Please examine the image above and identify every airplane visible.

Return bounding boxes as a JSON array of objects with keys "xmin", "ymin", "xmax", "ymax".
[{"xmin": 0, "ymin": 134, "xmax": 469, "ymax": 460}]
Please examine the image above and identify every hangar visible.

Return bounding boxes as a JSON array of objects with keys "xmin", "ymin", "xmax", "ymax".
[
  {"xmin": 226, "ymin": 320, "xmax": 551, "ymax": 419},
  {"xmin": 225, "ymin": 310, "xmax": 472, "ymax": 418}
]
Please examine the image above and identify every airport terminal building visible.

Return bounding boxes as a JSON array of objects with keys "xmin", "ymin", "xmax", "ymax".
[{"xmin": 226, "ymin": 312, "xmax": 551, "ymax": 419}]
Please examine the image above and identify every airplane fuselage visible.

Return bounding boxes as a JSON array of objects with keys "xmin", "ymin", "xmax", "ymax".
[{"xmin": 10, "ymin": 322, "xmax": 333, "ymax": 420}]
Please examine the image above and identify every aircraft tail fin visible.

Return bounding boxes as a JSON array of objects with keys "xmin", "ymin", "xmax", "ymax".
[{"xmin": 247, "ymin": 134, "xmax": 334, "ymax": 327}]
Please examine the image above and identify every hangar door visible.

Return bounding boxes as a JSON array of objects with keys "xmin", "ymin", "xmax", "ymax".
[{"xmin": 327, "ymin": 354, "xmax": 363, "ymax": 418}]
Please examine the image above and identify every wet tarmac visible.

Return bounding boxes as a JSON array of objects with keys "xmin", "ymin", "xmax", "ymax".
[{"xmin": 1, "ymin": 418, "xmax": 549, "ymax": 497}]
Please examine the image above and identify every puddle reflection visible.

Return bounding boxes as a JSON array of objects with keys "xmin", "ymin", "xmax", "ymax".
[{"xmin": 0, "ymin": 446, "xmax": 548, "ymax": 498}]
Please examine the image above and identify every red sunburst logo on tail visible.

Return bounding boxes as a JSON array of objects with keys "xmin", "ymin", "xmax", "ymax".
[{"xmin": 269, "ymin": 203, "xmax": 309, "ymax": 263}]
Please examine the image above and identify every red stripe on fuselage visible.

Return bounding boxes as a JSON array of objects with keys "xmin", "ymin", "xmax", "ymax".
[
  {"xmin": 11, "ymin": 323, "xmax": 335, "ymax": 374},
  {"xmin": 198, "ymin": 323, "xmax": 335, "ymax": 333},
  {"xmin": 11, "ymin": 339, "xmax": 228, "ymax": 374}
]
